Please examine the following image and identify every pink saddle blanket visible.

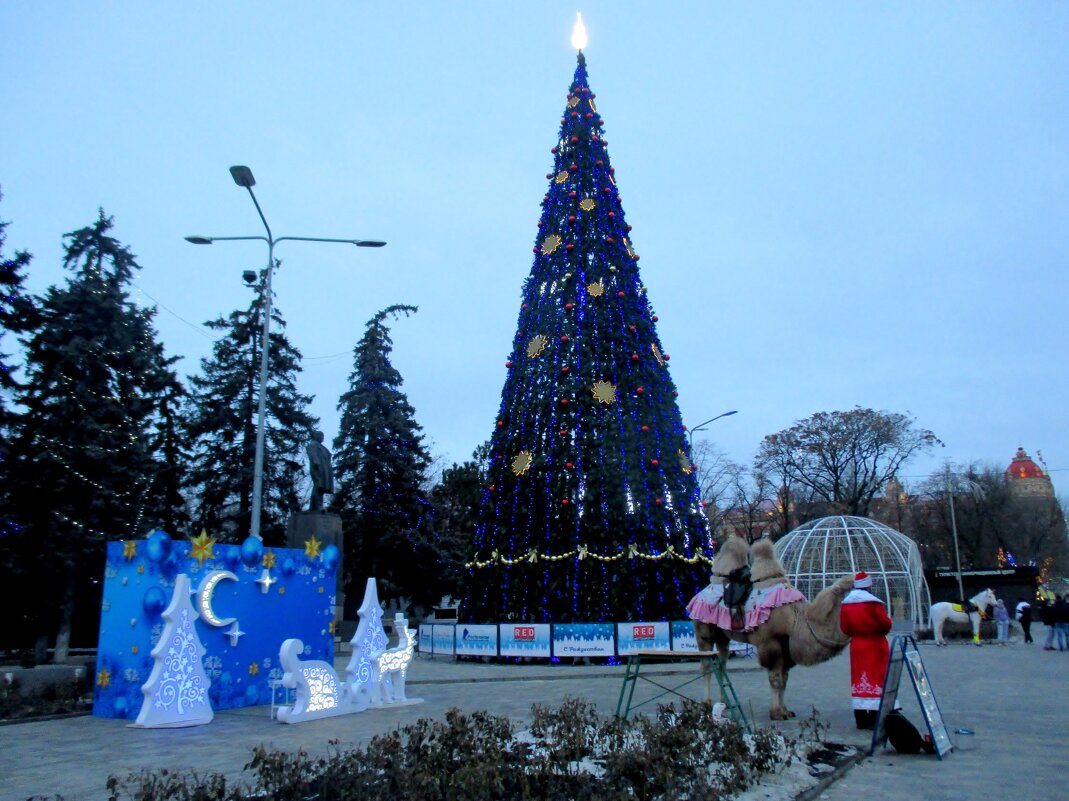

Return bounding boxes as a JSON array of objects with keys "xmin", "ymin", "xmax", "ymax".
[{"xmin": 686, "ymin": 581, "xmax": 806, "ymax": 633}]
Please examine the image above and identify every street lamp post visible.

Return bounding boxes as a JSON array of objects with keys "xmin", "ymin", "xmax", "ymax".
[
  {"xmin": 687, "ymin": 410, "xmax": 738, "ymax": 450},
  {"xmin": 944, "ymin": 465, "xmax": 966, "ymax": 600},
  {"xmin": 187, "ymin": 165, "xmax": 385, "ymax": 540}
]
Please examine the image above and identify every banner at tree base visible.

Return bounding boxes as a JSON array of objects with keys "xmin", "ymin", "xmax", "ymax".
[{"xmin": 93, "ymin": 533, "xmax": 335, "ymax": 720}]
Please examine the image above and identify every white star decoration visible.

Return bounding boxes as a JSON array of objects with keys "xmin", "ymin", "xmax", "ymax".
[
  {"xmin": 226, "ymin": 621, "xmax": 245, "ymax": 647},
  {"xmin": 256, "ymin": 569, "xmax": 277, "ymax": 594}
]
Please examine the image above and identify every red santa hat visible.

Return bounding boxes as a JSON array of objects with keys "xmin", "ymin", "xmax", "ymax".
[{"xmin": 854, "ymin": 571, "xmax": 872, "ymax": 588}]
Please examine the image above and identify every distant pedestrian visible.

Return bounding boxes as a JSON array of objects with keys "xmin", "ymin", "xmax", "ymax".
[
  {"xmin": 1016, "ymin": 600, "xmax": 1033, "ymax": 643},
  {"xmin": 1039, "ymin": 599, "xmax": 1056, "ymax": 650},
  {"xmin": 994, "ymin": 599, "xmax": 1009, "ymax": 643},
  {"xmin": 1054, "ymin": 595, "xmax": 1069, "ymax": 652}
]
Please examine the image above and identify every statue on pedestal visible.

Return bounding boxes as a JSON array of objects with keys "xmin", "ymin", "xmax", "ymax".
[{"xmin": 306, "ymin": 430, "xmax": 334, "ymax": 512}]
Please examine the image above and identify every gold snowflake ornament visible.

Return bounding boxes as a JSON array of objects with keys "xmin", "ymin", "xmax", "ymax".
[
  {"xmin": 527, "ymin": 334, "xmax": 549, "ymax": 358},
  {"xmin": 511, "ymin": 450, "xmax": 534, "ymax": 476},
  {"xmin": 587, "ymin": 281, "xmax": 605, "ymax": 297},
  {"xmin": 542, "ymin": 233, "xmax": 562, "ymax": 254},
  {"xmin": 678, "ymin": 450, "xmax": 694, "ymax": 475},
  {"xmin": 579, "ymin": 198, "xmax": 596, "ymax": 212},
  {"xmin": 591, "ymin": 380, "xmax": 617, "ymax": 404},
  {"xmin": 651, "ymin": 343, "xmax": 665, "ymax": 366}
]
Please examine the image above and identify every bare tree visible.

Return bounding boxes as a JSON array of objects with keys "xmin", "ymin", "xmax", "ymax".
[{"xmin": 755, "ymin": 408, "xmax": 941, "ymax": 516}]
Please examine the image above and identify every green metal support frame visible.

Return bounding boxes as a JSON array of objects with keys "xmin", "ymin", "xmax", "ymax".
[{"xmin": 615, "ymin": 650, "xmax": 750, "ymax": 731}]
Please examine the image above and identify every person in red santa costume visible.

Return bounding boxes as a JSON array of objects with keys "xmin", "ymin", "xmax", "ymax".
[{"xmin": 839, "ymin": 571, "xmax": 893, "ymax": 729}]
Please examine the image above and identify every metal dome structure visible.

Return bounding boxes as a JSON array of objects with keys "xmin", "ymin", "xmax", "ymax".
[{"xmin": 775, "ymin": 515, "xmax": 931, "ymax": 629}]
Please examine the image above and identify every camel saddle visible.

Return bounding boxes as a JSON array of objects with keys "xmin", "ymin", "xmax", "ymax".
[{"xmin": 722, "ymin": 566, "xmax": 753, "ymax": 629}]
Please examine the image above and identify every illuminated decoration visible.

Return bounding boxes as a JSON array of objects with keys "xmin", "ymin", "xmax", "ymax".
[
  {"xmin": 461, "ymin": 31, "xmax": 711, "ymax": 625},
  {"xmin": 678, "ymin": 450, "xmax": 693, "ymax": 475},
  {"xmin": 189, "ymin": 530, "xmax": 216, "ymax": 566},
  {"xmin": 303, "ymin": 536, "xmax": 322, "ymax": 560},
  {"xmin": 132, "ymin": 573, "xmax": 214, "ymax": 728},
  {"xmin": 374, "ymin": 613, "xmax": 419, "ymax": 704},
  {"xmin": 262, "ymin": 550, "xmax": 277, "ymax": 569},
  {"xmin": 93, "ymin": 538, "xmax": 334, "ymax": 721},
  {"xmin": 248, "ymin": 662, "xmax": 259, "ymax": 676},
  {"xmin": 122, "ymin": 541, "xmax": 138, "ymax": 561},
  {"xmin": 651, "ymin": 343, "xmax": 664, "ymax": 366},
  {"xmin": 571, "ymin": 11, "xmax": 588, "ymax": 50},
  {"xmin": 196, "ymin": 570, "xmax": 238, "ymax": 627},
  {"xmin": 256, "ymin": 568, "xmax": 277, "ymax": 594},
  {"xmin": 226, "ymin": 621, "xmax": 245, "ymax": 647},
  {"xmin": 275, "ymin": 638, "xmax": 343, "ymax": 722},
  {"xmin": 511, "ymin": 450, "xmax": 534, "ymax": 476},
  {"xmin": 344, "ymin": 578, "xmax": 389, "ymax": 711},
  {"xmin": 527, "ymin": 334, "xmax": 549, "ymax": 358},
  {"xmin": 97, "ymin": 668, "xmax": 111, "ymax": 688},
  {"xmin": 555, "ymin": 170, "xmax": 570, "ymax": 183},
  {"xmin": 591, "ymin": 380, "xmax": 617, "ymax": 405}
]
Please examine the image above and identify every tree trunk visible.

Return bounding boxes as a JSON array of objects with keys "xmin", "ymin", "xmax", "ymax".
[{"xmin": 53, "ymin": 576, "xmax": 76, "ymax": 664}]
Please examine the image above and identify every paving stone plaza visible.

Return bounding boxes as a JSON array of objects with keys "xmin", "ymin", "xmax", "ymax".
[{"xmin": 2, "ymin": 636, "xmax": 1064, "ymax": 800}]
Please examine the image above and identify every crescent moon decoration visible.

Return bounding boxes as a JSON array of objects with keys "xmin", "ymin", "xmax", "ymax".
[{"xmin": 196, "ymin": 570, "xmax": 238, "ymax": 628}]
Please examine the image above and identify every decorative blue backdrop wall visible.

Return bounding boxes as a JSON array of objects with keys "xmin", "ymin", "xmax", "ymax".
[{"xmin": 93, "ymin": 532, "xmax": 336, "ymax": 720}]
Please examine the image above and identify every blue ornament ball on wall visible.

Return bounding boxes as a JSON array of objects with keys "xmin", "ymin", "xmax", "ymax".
[
  {"xmin": 142, "ymin": 586, "xmax": 167, "ymax": 616},
  {"xmin": 161, "ymin": 550, "xmax": 179, "ymax": 575},
  {"xmin": 113, "ymin": 696, "xmax": 128, "ymax": 717},
  {"xmin": 281, "ymin": 557, "xmax": 297, "ymax": 577},
  {"xmin": 245, "ymin": 684, "xmax": 260, "ymax": 705},
  {"xmin": 223, "ymin": 544, "xmax": 242, "ymax": 570},
  {"xmin": 322, "ymin": 544, "xmax": 340, "ymax": 572},
  {"xmin": 144, "ymin": 530, "xmax": 172, "ymax": 563},
  {"xmin": 240, "ymin": 536, "xmax": 264, "ymax": 567}
]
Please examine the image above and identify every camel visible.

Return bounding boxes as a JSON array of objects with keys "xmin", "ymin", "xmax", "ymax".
[{"xmin": 690, "ymin": 538, "xmax": 854, "ymax": 720}]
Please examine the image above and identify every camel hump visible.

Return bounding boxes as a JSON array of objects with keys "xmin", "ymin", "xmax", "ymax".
[{"xmin": 749, "ymin": 539, "xmax": 775, "ymax": 562}]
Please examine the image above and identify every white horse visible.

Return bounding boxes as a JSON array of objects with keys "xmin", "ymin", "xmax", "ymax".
[{"xmin": 930, "ymin": 589, "xmax": 996, "ymax": 646}]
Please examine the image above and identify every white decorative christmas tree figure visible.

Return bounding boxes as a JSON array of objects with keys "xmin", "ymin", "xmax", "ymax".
[
  {"xmin": 344, "ymin": 577, "xmax": 388, "ymax": 711},
  {"xmin": 132, "ymin": 573, "xmax": 214, "ymax": 728}
]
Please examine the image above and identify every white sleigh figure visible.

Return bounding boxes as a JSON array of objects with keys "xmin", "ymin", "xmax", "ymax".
[
  {"xmin": 275, "ymin": 638, "xmax": 345, "ymax": 723},
  {"xmin": 372, "ymin": 613, "xmax": 421, "ymax": 705}
]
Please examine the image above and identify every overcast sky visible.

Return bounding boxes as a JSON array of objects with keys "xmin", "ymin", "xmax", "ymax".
[{"xmin": 3, "ymin": 2, "xmax": 1067, "ymax": 498}]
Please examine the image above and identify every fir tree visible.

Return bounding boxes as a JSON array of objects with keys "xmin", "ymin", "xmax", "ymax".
[
  {"xmin": 6, "ymin": 211, "xmax": 179, "ymax": 660},
  {"xmin": 183, "ymin": 264, "xmax": 315, "ymax": 544},
  {"xmin": 429, "ymin": 443, "xmax": 490, "ymax": 600},
  {"xmin": 461, "ymin": 52, "xmax": 712, "ymax": 624},
  {"xmin": 332, "ymin": 305, "xmax": 434, "ymax": 608},
  {"xmin": 0, "ymin": 189, "xmax": 36, "ymax": 430}
]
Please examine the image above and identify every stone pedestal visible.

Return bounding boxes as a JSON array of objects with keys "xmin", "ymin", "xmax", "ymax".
[{"xmin": 287, "ymin": 511, "xmax": 345, "ymax": 617}]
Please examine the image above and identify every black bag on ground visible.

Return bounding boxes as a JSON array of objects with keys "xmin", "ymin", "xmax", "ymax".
[{"xmin": 884, "ymin": 710, "xmax": 935, "ymax": 754}]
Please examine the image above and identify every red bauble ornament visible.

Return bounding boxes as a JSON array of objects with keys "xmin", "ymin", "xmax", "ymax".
[
  {"xmin": 628, "ymin": 325, "xmax": 636, "ymax": 331},
  {"xmin": 561, "ymin": 398, "xmax": 569, "ymax": 405},
  {"xmin": 617, "ymin": 291, "xmax": 626, "ymax": 298},
  {"xmin": 505, "ymin": 361, "xmax": 513, "ymax": 368},
  {"xmin": 560, "ymin": 335, "xmax": 570, "ymax": 342},
  {"xmin": 702, "ymin": 501, "xmax": 710, "ymax": 508},
  {"xmin": 546, "ymin": 173, "xmax": 552, "ymax": 179},
  {"xmin": 663, "ymin": 354, "xmax": 670, "ymax": 361},
  {"xmin": 636, "ymin": 386, "xmax": 645, "ymax": 394},
  {"xmin": 568, "ymin": 190, "xmax": 577, "ymax": 198},
  {"xmin": 603, "ymin": 187, "xmax": 611, "ymax": 194},
  {"xmin": 497, "ymin": 421, "xmax": 505, "ymax": 427},
  {"xmin": 605, "ymin": 236, "xmax": 615, "ymax": 244},
  {"xmin": 651, "ymin": 459, "xmax": 659, "ymax": 466},
  {"xmin": 641, "ymin": 425, "xmax": 649, "ymax": 432},
  {"xmin": 537, "ymin": 220, "xmax": 544, "ymax": 227},
  {"xmin": 570, "ymin": 136, "xmax": 579, "ymax": 143},
  {"xmin": 569, "ymin": 163, "xmax": 578, "ymax": 171},
  {"xmin": 568, "ymin": 215, "xmax": 576, "ymax": 222},
  {"xmin": 673, "ymin": 391, "xmax": 679, "ymax": 397},
  {"xmin": 562, "ymin": 498, "xmax": 570, "ymax": 505},
  {"xmin": 609, "ymin": 168, "xmax": 615, "ymax": 174},
  {"xmin": 585, "ymin": 112, "xmax": 593, "ymax": 118},
  {"xmin": 552, "ymin": 147, "xmax": 559, "ymax": 154},
  {"xmin": 565, "ymin": 303, "xmax": 574, "ymax": 310},
  {"xmin": 570, "ymin": 111, "xmax": 579, "ymax": 118},
  {"xmin": 565, "ymin": 243, "xmax": 574, "ymax": 250},
  {"xmin": 652, "ymin": 315, "xmax": 659, "ymax": 322},
  {"xmin": 631, "ymin": 353, "xmax": 639, "ymax": 361},
  {"xmin": 561, "ymin": 366, "xmax": 569, "ymax": 372},
  {"xmin": 559, "ymin": 429, "xmax": 567, "ymax": 436},
  {"xmin": 522, "ymin": 303, "xmax": 528, "ymax": 309},
  {"xmin": 596, "ymin": 159, "xmax": 604, "ymax": 166},
  {"xmin": 626, "ymin": 225, "xmax": 633, "ymax": 231},
  {"xmin": 655, "ymin": 498, "xmax": 663, "ymax": 506},
  {"xmin": 532, "ymin": 247, "xmax": 539, "ymax": 253},
  {"xmin": 543, "ymin": 195, "xmax": 549, "ymax": 202},
  {"xmin": 489, "ymin": 485, "xmax": 495, "ymax": 491},
  {"xmin": 608, "ymin": 211, "xmax": 615, "ymax": 218},
  {"xmin": 565, "ymin": 462, "xmax": 574, "ymax": 469},
  {"xmin": 633, "ymin": 254, "xmax": 640, "ymax": 261}
]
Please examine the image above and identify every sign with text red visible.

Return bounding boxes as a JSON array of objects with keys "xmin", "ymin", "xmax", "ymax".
[{"xmin": 499, "ymin": 623, "xmax": 551, "ymax": 657}]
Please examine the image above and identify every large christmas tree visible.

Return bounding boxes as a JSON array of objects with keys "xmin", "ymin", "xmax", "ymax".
[{"xmin": 463, "ymin": 36, "xmax": 713, "ymax": 624}]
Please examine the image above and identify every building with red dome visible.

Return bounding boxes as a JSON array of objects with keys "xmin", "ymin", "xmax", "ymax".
[{"xmin": 1005, "ymin": 447, "xmax": 1055, "ymax": 500}]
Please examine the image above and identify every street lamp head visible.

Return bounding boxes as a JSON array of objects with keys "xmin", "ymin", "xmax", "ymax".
[
  {"xmin": 185, "ymin": 236, "xmax": 213, "ymax": 245},
  {"xmin": 353, "ymin": 240, "xmax": 387, "ymax": 248},
  {"xmin": 229, "ymin": 165, "xmax": 256, "ymax": 188},
  {"xmin": 242, "ymin": 270, "xmax": 257, "ymax": 286}
]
